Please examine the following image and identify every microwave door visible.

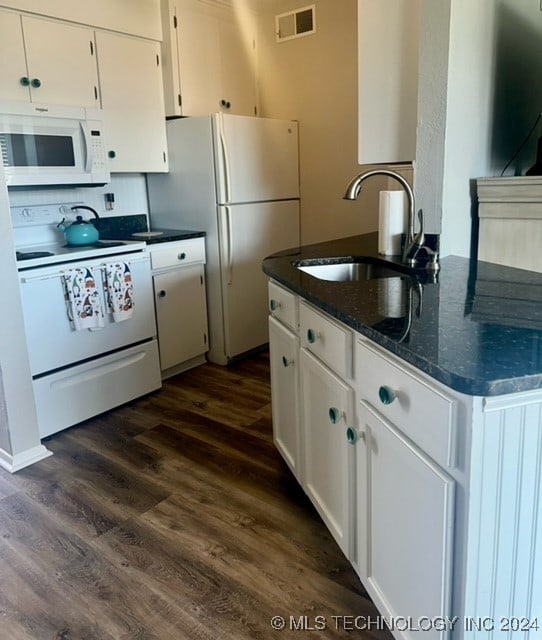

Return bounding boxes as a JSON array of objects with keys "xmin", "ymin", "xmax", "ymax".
[
  {"xmin": 6, "ymin": 132, "xmax": 76, "ymax": 168},
  {"xmin": 0, "ymin": 105, "xmax": 109, "ymax": 187}
]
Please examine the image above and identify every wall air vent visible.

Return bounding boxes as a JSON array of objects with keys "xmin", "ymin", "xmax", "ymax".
[{"xmin": 275, "ymin": 5, "xmax": 316, "ymax": 42}]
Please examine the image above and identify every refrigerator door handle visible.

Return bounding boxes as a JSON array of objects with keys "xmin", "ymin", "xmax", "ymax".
[
  {"xmin": 225, "ymin": 206, "xmax": 233, "ymax": 285},
  {"xmin": 218, "ymin": 113, "xmax": 232, "ymax": 203}
]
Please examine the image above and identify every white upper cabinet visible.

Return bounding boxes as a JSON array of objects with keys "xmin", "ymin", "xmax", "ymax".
[
  {"xmin": 0, "ymin": 10, "xmax": 29, "ymax": 102},
  {"xmin": 160, "ymin": 0, "xmax": 258, "ymax": 117},
  {"xmin": 0, "ymin": 0, "xmax": 162, "ymax": 40},
  {"xmin": 0, "ymin": 10, "xmax": 99, "ymax": 107},
  {"xmin": 95, "ymin": 31, "xmax": 168, "ymax": 173},
  {"xmin": 357, "ymin": 0, "xmax": 419, "ymax": 164}
]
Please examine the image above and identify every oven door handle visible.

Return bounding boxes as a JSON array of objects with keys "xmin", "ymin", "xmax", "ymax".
[{"xmin": 19, "ymin": 254, "xmax": 150, "ymax": 283}]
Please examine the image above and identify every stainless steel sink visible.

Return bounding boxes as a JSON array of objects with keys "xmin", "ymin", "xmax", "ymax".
[{"xmin": 295, "ymin": 258, "xmax": 406, "ymax": 282}]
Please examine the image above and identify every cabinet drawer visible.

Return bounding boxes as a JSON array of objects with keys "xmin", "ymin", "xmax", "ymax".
[
  {"xmin": 300, "ymin": 301, "xmax": 352, "ymax": 378},
  {"xmin": 356, "ymin": 339, "xmax": 457, "ymax": 468},
  {"xmin": 268, "ymin": 280, "xmax": 298, "ymax": 331},
  {"xmin": 150, "ymin": 237, "xmax": 205, "ymax": 270}
]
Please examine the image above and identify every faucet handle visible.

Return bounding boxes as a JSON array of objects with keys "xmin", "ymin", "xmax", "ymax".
[
  {"xmin": 419, "ymin": 245, "xmax": 440, "ymax": 272},
  {"xmin": 413, "ymin": 209, "xmax": 425, "ymax": 246},
  {"xmin": 417, "ymin": 208, "xmax": 424, "ymax": 233}
]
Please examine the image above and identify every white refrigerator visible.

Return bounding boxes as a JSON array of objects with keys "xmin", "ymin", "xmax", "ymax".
[{"xmin": 147, "ymin": 113, "xmax": 300, "ymax": 365}]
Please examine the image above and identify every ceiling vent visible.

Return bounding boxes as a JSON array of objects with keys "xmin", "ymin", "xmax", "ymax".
[{"xmin": 275, "ymin": 5, "xmax": 316, "ymax": 42}]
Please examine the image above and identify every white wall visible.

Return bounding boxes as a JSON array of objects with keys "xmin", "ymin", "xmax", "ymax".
[
  {"xmin": 8, "ymin": 174, "xmax": 149, "ymax": 219},
  {"xmin": 257, "ymin": 0, "xmax": 387, "ymax": 245},
  {"xmin": 491, "ymin": 0, "xmax": 542, "ymax": 176},
  {"xmin": 440, "ymin": 0, "xmax": 497, "ymax": 258},
  {"xmin": 416, "ymin": 0, "xmax": 542, "ymax": 258},
  {"xmin": 0, "ymin": 168, "xmax": 50, "ymax": 472},
  {"xmin": 413, "ymin": 0, "xmax": 451, "ymax": 238}
]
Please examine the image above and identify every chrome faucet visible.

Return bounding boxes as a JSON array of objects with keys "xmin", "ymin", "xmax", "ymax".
[{"xmin": 343, "ymin": 169, "xmax": 427, "ymax": 266}]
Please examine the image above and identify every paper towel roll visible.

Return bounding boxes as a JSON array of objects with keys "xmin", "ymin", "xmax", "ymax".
[{"xmin": 378, "ymin": 190, "xmax": 406, "ymax": 256}]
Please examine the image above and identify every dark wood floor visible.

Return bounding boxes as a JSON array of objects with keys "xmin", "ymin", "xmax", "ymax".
[{"xmin": 0, "ymin": 352, "xmax": 392, "ymax": 639}]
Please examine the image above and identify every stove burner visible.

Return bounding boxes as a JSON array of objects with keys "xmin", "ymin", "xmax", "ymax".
[
  {"xmin": 16, "ymin": 250, "xmax": 55, "ymax": 261},
  {"xmin": 62, "ymin": 240, "xmax": 127, "ymax": 248}
]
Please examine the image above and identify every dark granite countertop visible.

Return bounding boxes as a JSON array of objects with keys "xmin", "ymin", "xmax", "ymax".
[
  {"xmin": 262, "ymin": 232, "xmax": 542, "ymax": 397},
  {"xmin": 94, "ymin": 214, "xmax": 205, "ymax": 244}
]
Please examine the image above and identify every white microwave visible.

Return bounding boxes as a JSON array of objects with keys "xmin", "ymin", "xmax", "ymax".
[{"xmin": 0, "ymin": 102, "xmax": 110, "ymax": 187}]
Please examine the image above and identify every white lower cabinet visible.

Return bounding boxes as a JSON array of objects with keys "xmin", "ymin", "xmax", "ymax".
[
  {"xmin": 268, "ymin": 315, "xmax": 301, "ymax": 480},
  {"xmin": 151, "ymin": 238, "xmax": 208, "ymax": 377},
  {"xmin": 268, "ymin": 281, "xmax": 456, "ymax": 638},
  {"xmin": 300, "ymin": 348, "xmax": 355, "ymax": 558},
  {"xmin": 269, "ymin": 278, "xmax": 542, "ymax": 639},
  {"xmin": 356, "ymin": 401, "xmax": 455, "ymax": 640}
]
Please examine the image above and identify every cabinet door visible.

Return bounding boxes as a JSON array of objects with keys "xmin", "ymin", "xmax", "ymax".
[
  {"xmin": 300, "ymin": 348, "xmax": 355, "ymax": 558},
  {"xmin": 23, "ymin": 16, "xmax": 99, "ymax": 108},
  {"xmin": 95, "ymin": 31, "xmax": 168, "ymax": 173},
  {"xmin": 154, "ymin": 264, "xmax": 208, "ymax": 371},
  {"xmin": 0, "ymin": 12, "xmax": 98, "ymax": 107},
  {"xmin": 269, "ymin": 315, "xmax": 300, "ymax": 480},
  {"xmin": 176, "ymin": 0, "xmax": 221, "ymax": 116},
  {"xmin": 170, "ymin": 0, "xmax": 257, "ymax": 117},
  {"xmin": 217, "ymin": 15, "xmax": 257, "ymax": 116},
  {"xmin": 357, "ymin": 0, "xmax": 419, "ymax": 163},
  {"xmin": 0, "ymin": 10, "xmax": 31, "ymax": 102},
  {"xmin": 357, "ymin": 401, "xmax": 454, "ymax": 640}
]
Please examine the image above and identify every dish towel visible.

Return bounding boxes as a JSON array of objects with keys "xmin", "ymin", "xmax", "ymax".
[
  {"xmin": 62, "ymin": 268, "xmax": 105, "ymax": 331},
  {"xmin": 105, "ymin": 262, "xmax": 134, "ymax": 322}
]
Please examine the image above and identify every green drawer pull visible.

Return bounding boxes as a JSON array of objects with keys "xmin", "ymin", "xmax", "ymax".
[
  {"xmin": 178, "ymin": 252, "xmax": 186, "ymax": 260},
  {"xmin": 30, "ymin": 77, "xmax": 41, "ymax": 88},
  {"xmin": 346, "ymin": 427, "xmax": 358, "ymax": 444},
  {"xmin": 307, "ymin": 328, "xmax": 317, "ymax": 343},
  {"xmin": 378, "ymin": 385, "xmax": 396, "ymax": 405},
  {"xmin": 20, "ymin": 76, "xmax": 30, "ymax": 86},
  {"xmin": 281, "ymin": 356, "xmax": 291, "ymax": 367},
  {"xmin": 270, "ymin": 299, "xmax": 280, "ymax": 311},
  {"xmin": 328, "ymin": 407, "xmax": 341, "ymax": 424}
]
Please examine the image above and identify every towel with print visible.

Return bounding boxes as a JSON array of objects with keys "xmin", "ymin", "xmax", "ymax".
[
  {"xmin": 62, "ymin": 267, "xmax": 105, "ymax": 331},
  {"xmin": 105, "ymin": 262, "xmax": 134, "ymax": 322}
]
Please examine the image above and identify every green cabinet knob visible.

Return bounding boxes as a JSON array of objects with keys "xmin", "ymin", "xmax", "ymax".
[
  {"xmin": 281, "ymin": 355, "xmax": 291, "ymax": 367},
  {"xmin": 108, "ymin": 150, "xmax": 116, "ymax": 159},
  {"xmin": 20, "ymin": 76, "xmax": 30, "ymax": 86},
  {"xmin": 177, "ymin": 252, "xmax": 186, "ymax": 260},
  {"xmin": 328, "ymin": 407, "xmax": 341, "ymax": 424},
  {"xmin": 378, "ymin": 385, "xmax": 396, "ymax": 405},
  {"xmin": 158, "ymin": 290, "xmax": 167, "ymax": 298},
  {"xmin": 346, "ymin": 427, "xmax": 358, "ymax": 444},
  {"xmin": 30, "ymin": 78, "xmax": 41, "ymax": 88},
  {"xmin": 307, "ymin": 328, "xmax": 317, "ymax": 343},
  {"xmin": 269, "ymin": 299, "xmax": 280, "ymax": 311}
]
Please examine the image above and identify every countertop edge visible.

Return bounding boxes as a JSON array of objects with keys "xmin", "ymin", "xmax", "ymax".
[{"xmin": 263, "ymin": 240, "xmax": 542, "ymax": 398}]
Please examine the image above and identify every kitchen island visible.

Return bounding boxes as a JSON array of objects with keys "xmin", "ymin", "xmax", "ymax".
[{"xmin": 263, "ymin": 233, "xmax": 542, "ymax": 640}]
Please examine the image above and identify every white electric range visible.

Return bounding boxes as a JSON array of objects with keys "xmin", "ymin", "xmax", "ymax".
[{"xmin": 12, "ymin": 203, "xmax": 162, "ymax": 438}]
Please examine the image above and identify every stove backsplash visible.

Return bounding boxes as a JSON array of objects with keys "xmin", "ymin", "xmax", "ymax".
[{"xmin": 7, "ymin": 174, "xmax": 149, "ymax": 221}]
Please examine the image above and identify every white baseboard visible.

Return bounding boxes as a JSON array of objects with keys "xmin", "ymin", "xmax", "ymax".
[{"xmin": 0, "ymin": 444, "xmax": 52, "ymax": 473}]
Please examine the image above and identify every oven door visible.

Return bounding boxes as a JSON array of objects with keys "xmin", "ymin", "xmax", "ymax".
[{"xmin": 19, "ymin": 252, "xmax": 156, "ymax": 376}]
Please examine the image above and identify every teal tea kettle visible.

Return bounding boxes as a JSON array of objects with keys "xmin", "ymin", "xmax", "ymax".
[{"xmin": 57, "ymin": 205, "xmax": 100, "ymax": 246}]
